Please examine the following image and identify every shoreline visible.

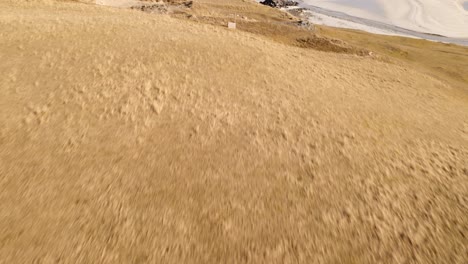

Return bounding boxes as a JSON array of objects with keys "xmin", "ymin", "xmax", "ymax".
[{"xmin": 286, "ymin": 0, "xmax": 468, "ymax": 46}]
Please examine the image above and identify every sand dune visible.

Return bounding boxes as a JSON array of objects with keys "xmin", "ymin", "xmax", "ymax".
[{"xmin": 1, "ymin": 1, "xmax": 467, "ymax": 263}]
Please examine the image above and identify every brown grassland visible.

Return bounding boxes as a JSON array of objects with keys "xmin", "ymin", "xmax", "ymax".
[{"xmin": 1, "ymin": 0, "xmax": 467, "ymax": 263}]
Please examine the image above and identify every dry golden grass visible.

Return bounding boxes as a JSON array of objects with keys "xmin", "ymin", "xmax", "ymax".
[
  {"xmin": 316, "ymin": 26, "xmax": 468, "ymax": 96},
  {"xmin": 155, "ymin": 0, "xmax": 368, "ymax": 54},
  {"xmin": 165, "ymin": 0, "xmax": 468, "ymax": 81},
  {"xmin": 1, "ymin": 1, "xmax": 467, "ymax": 263}
]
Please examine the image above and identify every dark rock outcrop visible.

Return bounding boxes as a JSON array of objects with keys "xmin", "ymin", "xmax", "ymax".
[
  {"xmin": 260, "ymin": 0, "xmax": 298, "ymax": 8},
  {"xmin": 298, "ymin": 20, "xmax": 315, "ymax": 31}
]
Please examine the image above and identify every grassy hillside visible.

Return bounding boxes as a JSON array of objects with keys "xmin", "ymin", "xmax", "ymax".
[
  {"xmin": 317, "ymin": 26, "xmax": 468, "ymax": 96},
  {"xmin": 1, "ymin": 1, "xmax": 467, "ymax": 263}
]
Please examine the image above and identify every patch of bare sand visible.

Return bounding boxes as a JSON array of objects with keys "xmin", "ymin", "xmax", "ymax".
[{"xmin": 0, "ymin": 1, "xmax": 467, "ymax": 263}]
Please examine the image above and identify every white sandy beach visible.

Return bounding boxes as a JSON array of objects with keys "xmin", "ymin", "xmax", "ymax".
[
  {"xmin": 289, "ymin": 6, "xmax": 413, "ymax": 37},
  {"xmin": 303, "ymin": 0, "xmax": 468, "ymax": 38}
]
